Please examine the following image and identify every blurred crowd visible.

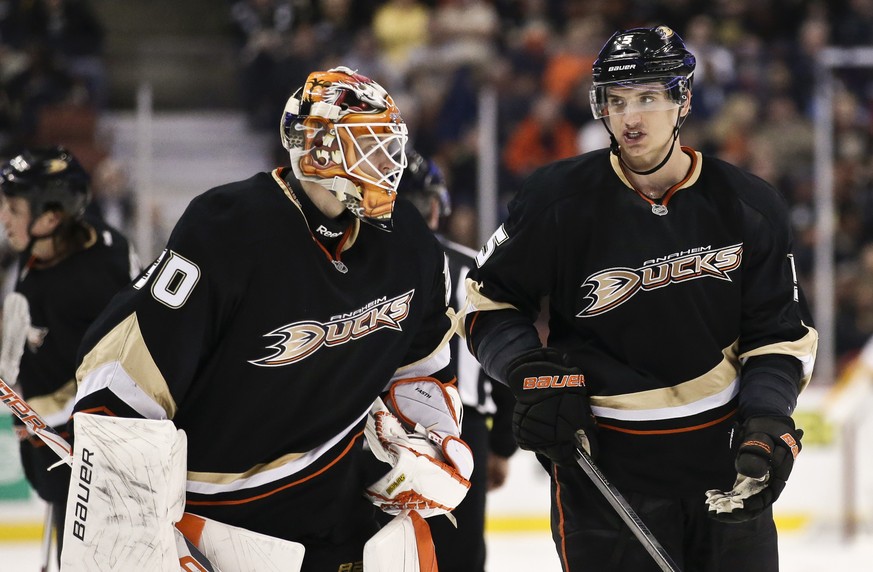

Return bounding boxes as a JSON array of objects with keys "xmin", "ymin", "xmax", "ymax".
[{"xmin": 3, "ymin": 0, "xmax": 873, "ymax": 372}]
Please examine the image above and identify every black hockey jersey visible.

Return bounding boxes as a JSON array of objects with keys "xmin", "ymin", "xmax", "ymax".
[
  {"xmin": 12, "ymin": 220, "xmax": 138, "ymax": 429},
  {"xmin": 465, "ymin": 148, "xmax": 817, "ymax": 496},
  {"xmin": 73, "ymin": 169, "xmax": 454, "ymax": 530}
]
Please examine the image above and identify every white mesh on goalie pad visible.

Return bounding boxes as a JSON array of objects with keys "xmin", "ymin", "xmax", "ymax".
[
  {"xmin": 363, "ymin": 511, "xmax": 438, "ymax": 572},
  {"xmin": 61, "ymin": 413, "xmax": 188, "ymax": 571},
  {"xmin": 176, "ymin": 512, "xmax": 305, "ymax": 572}
]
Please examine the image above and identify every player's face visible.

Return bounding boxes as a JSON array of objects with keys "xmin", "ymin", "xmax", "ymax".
[
  {"xmin": 605, "ymin": 83, "xmax": 683, "ymax": 165},
  {"xmin": 0, "ymin": 195, "xmax": 32, "ymax": 252}
]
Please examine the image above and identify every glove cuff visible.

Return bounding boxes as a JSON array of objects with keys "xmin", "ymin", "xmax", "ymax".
[{"xmin": 505, "ymin": 347, "xmax": 565, "ymax": 376}]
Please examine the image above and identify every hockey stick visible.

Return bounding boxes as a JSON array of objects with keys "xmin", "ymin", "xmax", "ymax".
[
  {"xmin": 574, "ymin": 431, "xmax": 682, "ymax": 572},
  {"xmin": 0, "ymin": 376, "xmax": 72, "ymax": 466},
  {"xmin": 40, "ymin": 504, "xmax": 54, "ymax": 572}
]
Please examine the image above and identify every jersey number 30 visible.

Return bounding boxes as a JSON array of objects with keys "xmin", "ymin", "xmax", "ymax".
[{"xmin": 133, "ymin": 249, "xmax": 201, "ymax": 309}]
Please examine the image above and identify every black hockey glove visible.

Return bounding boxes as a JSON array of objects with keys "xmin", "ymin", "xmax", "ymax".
[
  {"xmin": 706, "ymin": 416, "xmax": 803, "ymax": 523},
  {"xmin": 505, "ymin": 347, "xmax": 597, "ymax": 467}
]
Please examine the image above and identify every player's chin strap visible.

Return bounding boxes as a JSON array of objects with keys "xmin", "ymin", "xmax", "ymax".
[{"xmin": 603, "ymin": 107, "xmax": 687, "ymax": 176}]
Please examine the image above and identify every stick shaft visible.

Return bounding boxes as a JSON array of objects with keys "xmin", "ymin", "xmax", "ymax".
[
  {"xmin": 574, "ymin": 441, "xmax": 682, "ymax": 572},
  {"xmin": 40, "ymin": 504, "xmax": 54, "ymax": 572},
  {"xmin": 0, "ymin": 377, "xmax": 73, "ymax": 464}
]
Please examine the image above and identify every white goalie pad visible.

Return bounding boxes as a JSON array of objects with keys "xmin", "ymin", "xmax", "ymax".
[
  {"xmin": 61, "ymin": 413, "xmax": 188, "ymax": 571},
  {"xmin": 0, "ymin": 292, "xmax": 31, "ymax": 386},
  {"xmin": 176, "ymin": 512, "xmax": 305, "ymax": 572},
  {"xmin": 363, "ymin": 511, "xmax": 437, "ymax": 572}
]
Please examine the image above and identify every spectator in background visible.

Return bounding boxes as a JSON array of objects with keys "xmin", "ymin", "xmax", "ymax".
[
  {"xmin": 87, "ymin": 156, "xmax": 135, "ymax": 233},
  {"xmin": 229, "ymin": 0, "xmax": 307, "ymax": 129},
  {"xmin": 371, "ymin": 0, "xmax": 430, "ymax": 77},
  {"xmin": 19, "ymin": 0, "xmax": 107, "ymax": 108},
  {"xmin": 503, "ymin": 94, "xmax": 578, "ymax": 181}
]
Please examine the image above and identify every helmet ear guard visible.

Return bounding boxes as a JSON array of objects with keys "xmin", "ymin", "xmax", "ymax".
[{"xmin": 280, "ymin": 66, "xmax": 408, "ymax": 231}]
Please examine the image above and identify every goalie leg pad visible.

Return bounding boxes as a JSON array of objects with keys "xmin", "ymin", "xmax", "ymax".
[
  {"xmin": 61, "ymin": 413, "xmax": 187, "ymax": 571},
  {"xmin": 176, "ymin": 512, "xmax": 305, "ymax": 572},
  {"xmin": 363, "ymin": 511, "xmax": 437, "ymax": 572}
]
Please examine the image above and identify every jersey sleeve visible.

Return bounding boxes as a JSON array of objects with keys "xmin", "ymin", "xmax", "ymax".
[
  {"xmin": 463, "ymin": 175, "xmax": 559, "ymax": 382},
  {"xmin": 74, "ymin": 197, "xmax": 237, "ymax": 420},
  {"xmin": 737, "ymin": 181, "xmax": 818, "ymax": 389}
]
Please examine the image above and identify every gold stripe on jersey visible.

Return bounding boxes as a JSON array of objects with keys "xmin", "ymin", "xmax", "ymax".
[
  {"xmin": 29, "ymin": 378, "xmax": 77, "ymax": 418},
  {"xmin": 590, "ymin": 342, "xmax": 740, "ymax": 421},
  {"xmin": 76, "ymin": 312, "xmax": 177, "ymax": 418},
  {"xmin": 187, "ymin": 450, "xmax": 307, "ymax": 485},
  {"xmin": 391, "ymin": 307, "xmax": 456, "ymax": 382},
  {"xmin": 464, "ymin": 279, "xmax": 518, "ymax": 314},
  {"xmin": 739, "ymin": 324, "xmax": 818, "ymax": 389},
  {"xmin": 185, "ymin": 410, "xmax": 368, "ymax": 496}
]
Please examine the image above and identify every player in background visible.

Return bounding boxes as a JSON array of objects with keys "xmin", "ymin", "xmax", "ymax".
[
  {"xmin": 69, "ymin": 67, "xmax": 472, "ymax": 572},
  {"xmin": 462, "ymin": 26, "xmax": 817, "ymax": 571},
  {"xmin": 396, "ymin": 149, "xmax": 517, "ymax": 572},
  {"xmin": 0, "ymin": 146, "xmax": 139, "ymax": 564}
]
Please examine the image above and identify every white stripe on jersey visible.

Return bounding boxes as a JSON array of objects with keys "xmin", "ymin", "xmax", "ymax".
[
  {"xmin": 590, "ymin": 376, "xmax": 739, "ymax": 422},
  {"xmin": 185, "ymin": 408, "xmax": 368, "ymax": 494},
  {"xmin": 77, "ymin": 360, "xmax": 170, "ymax": 420}
]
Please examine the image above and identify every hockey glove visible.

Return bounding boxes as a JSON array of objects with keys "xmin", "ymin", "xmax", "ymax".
[
  {"xmin": 365, "ymin": 398, "xmax": 473, "ymax": 519},
  {"xmin": 706, "ymin": 416, "xmax": 803, "ymax": 523},
  {"xmin": 505, "ymin": 347, "xmax": 597, "ymax": 467}
]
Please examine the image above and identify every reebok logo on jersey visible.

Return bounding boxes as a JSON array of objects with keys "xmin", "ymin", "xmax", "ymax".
[
  {"xmin": 249, "ymin": 290, "xmax": 415, "ymax": 366},
  {"xmin": 522, "ymin": 374, "xmax": 585, "ymax": 390},
  {"xmin": 316, "ymin": 225, "xmax": 343, "ymax": 238},
  {"xmin": 578, "ymin": 244, "xmax": 742, "ymax": 317}
]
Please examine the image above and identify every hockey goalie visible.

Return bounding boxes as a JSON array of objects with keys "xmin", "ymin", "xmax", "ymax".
[{"xmin": 60, "ymin": 65, "xmax": 473, "ymax": 571}]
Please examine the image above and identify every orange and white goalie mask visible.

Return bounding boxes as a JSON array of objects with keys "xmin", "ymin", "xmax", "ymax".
[{"xmin": 280, "ymin": 66, "xmax": 408, "ymax": 231}]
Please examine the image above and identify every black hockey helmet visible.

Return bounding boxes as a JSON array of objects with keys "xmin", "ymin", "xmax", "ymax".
[
  {"xmin": 398, "ymin": 149, "xmax": 451, "ymax": 220},
  {"xmin": 0, "ymin": 146, "xmax": 91, "ymax": 219},
  {"xmin": 590, "ymin": 25, "xmax": 696, "ymax": 120}
]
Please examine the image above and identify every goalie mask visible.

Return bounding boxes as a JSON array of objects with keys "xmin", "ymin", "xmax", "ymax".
[
  {"xmin": 280, "ymin": 66, "xmax": 408, "ymax": 231},
  {"xmin": 0, "ymin": 146, "xmax": 90, "ymax": 219}
]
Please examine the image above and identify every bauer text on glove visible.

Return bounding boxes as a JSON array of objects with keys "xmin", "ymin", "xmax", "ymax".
[{"xmin": 505, "ymin": 347, "xmax": 597, "ymax": 466}]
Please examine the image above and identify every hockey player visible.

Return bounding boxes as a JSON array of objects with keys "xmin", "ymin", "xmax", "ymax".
[
  {"xmin": 69, "ymin": 67, "xmax": 472, "ymax": 572},
  {"xmin": 463, "ymin": 26, "xmax": 817, "ymax": 572},
  {"xmin": 0, "ymin": 146, "xmax": 139, "ymax": 565},
  {"xmin": 394, "ymin": 149, "xmax": 517, "ymax": 572}
]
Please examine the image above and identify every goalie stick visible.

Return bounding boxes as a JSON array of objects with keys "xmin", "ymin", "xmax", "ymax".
[
  {"xmin": 574, "ymin": 431, "xmax": 682, "ymax": 572},
  {"xmin": 0, "ymin": 376, "xmax": 72, "ymax": 466}
]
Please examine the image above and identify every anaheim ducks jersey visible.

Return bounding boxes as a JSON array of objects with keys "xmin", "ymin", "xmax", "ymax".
[
  {"xmin": 465, "ymin": 147, "xmax": 818, "ymax": 496},
  {"xmin": 72, "ymin": 169, "xmax": 454, "ymax": 531},
  {"xmin": 11, "ymin": 219, "xmax": 138, "ymax": 430}
]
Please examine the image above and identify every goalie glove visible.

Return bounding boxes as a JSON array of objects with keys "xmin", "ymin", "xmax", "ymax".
[
  {"xmin": 365, "ymin": 395, "xmax": 473, "ymax": 519},
  {"xmin": 706, "ymin": 416, "xmax": 802, "ymax": 523}
]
